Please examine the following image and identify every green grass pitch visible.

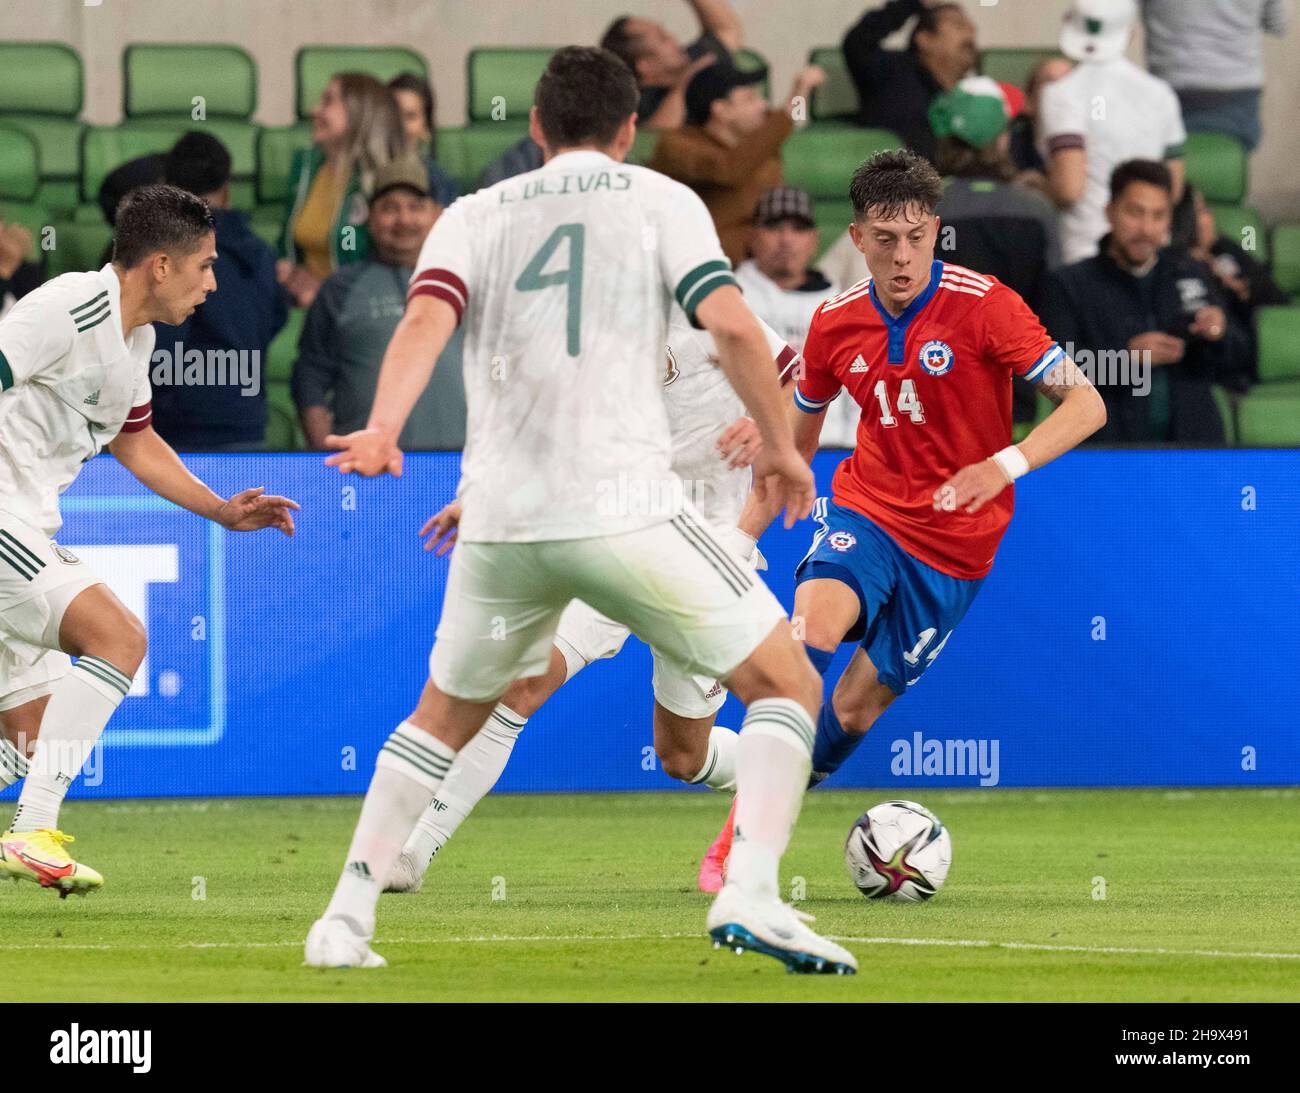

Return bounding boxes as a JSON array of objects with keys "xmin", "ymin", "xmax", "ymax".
[{"xmin": 3, "ymin": 788, "xmax": 1298, "ymax": 1002}]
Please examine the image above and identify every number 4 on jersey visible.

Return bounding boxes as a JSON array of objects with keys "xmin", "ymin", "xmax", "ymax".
[
  {"xmin": 516, "ymin": 223, "xmax": 585, "ymax": 357},
  {"xmin": 873, "ymin": 378, "xmax": 925, "ymax": 427}
]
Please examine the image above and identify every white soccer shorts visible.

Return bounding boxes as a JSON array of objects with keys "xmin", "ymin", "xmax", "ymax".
[
  {"xmin": 551, "ymin": 525, "xmax": 762, "ymax": 719},
  {"xmin": 428, "ymin": 507, "xmax": 784, "ymax": 705},
  {"xmin": 0, "ymin": 512, "xmax": 102, "ymax": 709}
]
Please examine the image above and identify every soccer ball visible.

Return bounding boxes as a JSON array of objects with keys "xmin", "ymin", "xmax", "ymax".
[{"xmin": 844, "ymin": 800, "xmax": 952, "ymax": 902}]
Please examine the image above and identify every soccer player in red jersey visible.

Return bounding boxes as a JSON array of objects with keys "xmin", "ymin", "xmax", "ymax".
[{"xmin": 698, "ymin": 150, "xmax": 1106, "ymax": 891}]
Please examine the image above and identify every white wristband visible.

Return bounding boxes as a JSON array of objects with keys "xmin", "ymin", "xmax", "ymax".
[{"xmin": 991, "ymin": 445, "xmax": 1030, "ymax": 485}]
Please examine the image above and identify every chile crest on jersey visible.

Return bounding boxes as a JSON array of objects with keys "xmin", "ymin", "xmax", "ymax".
[{"xmin": 918, "ymin": 339, "xmax": 954, "ymax": 376}]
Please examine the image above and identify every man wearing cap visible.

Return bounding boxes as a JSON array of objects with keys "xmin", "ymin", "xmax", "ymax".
[
  {"xmin": 1038, "ymin": 0, "xmax": 1187, "ymax": 263},
  {"xmin": 842, "ymin": 0, "xmax": 978, "ymax": 161},
  {"xmin": 292, "ymin": 157, "xmax": 466, "ymax": 452},
  {"xmin": 735, "ymin": 187, "xmax": 836, "ymax": 348},
  {"xmin": 650, "ymin": 61, "xmax": 825, "ymax": 266}
]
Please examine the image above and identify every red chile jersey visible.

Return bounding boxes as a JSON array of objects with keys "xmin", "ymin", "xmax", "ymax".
[{"xmin": 794, "ymin": 260, "xmax": 1063, "ymax": 580}]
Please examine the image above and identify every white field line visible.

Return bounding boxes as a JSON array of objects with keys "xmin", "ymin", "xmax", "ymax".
[{"xmin": 0, "ymin": 932, "xmax": 1298, "ymax": 962}]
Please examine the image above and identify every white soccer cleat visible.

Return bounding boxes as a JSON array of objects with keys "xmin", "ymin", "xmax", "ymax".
[
  {"xmin": 706, "ymin": 883, "xmax": 857, "ymax": 975},
  {"xmin": 303, "ymin": 917, "xmax": 387, "ymax": 969},
  {"xmin": 383, "ymin": 850, "xmax": 425, "ymax": 894}
]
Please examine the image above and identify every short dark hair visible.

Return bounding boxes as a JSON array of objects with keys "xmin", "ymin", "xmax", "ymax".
[
  {"xmin": 164, "ymin": 131, "xmax": 232, "ymax": 198},
  {"xmin": 535, "ymin": 46, "xmax": 639, "ymax": 150},
  {"xmin": 909, "ymin": 3, "xmax": 966, "ymax": 50},
  {"xmin": 112, "ymin": 183, "xmax": 215, "ymax": 269},
  {"xmin": 1109, "ymin": 159, "xmax": 1173, "ymax": 202},
  {"xmin": 388, "ymin": 72, "xmax": 437, "ymax": 156},
  {"xmin": 600, "ymin": 17, "xmax": 647, "ymax": 78},
  {"xmin": 850, "ymin": 149, "xmax": 944, "ymax": 222}
]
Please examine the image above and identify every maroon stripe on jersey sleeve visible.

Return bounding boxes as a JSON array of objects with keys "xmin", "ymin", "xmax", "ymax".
[
  {"xmin": 1046, "ymin": 133, "xmax": 1085, "ymax": 154},
  {"xmin": 776, "ymin": 344, "xmax": 799, "ymax": 386},
  {"xmin": 408, "ymin": 269, "xmax": 468, "ymax": 323},
  {"xmin": 119, "ymin": 401, "xmax": 152, "ymax": 433}
]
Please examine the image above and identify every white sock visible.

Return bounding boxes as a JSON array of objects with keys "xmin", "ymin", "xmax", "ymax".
[
  {"xmin": 11, "ymin": 656, "xmax": 130, "ymax": 832},
  {"xmin": 0, "ymin": 736, "xmax": 29, "ymax": 790},
  {"xmin": 323, "ymin": 720, "xmax": 456, "ymax": 938},
  {"xmin": 403, "ymin": 704, "xmax": 525, "ymax": 873},
  {"xmin": 686, "ymin": 725, "xmax": 738, "ymax": 792},
  {"xmin": 729, "ymin": 698, "xmax": 814, "ymax": 902}
]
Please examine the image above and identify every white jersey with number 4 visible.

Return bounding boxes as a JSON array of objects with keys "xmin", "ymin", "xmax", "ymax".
[
  {"xmin": 0, "ymin": 264, "xmax": 154, "ymax": 537},
  {"xmin": 663, "ymin": 308, "xmax": 796, "ymax": 529},
  {"xmin": 409, "ymin": 149, "xmax": 740, "ymax": 544}
]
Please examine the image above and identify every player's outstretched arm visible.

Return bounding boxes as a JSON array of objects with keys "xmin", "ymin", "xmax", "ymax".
[
  {"xmin": 323, "ymin": 295, "xmax": 456, "ymax": 477},
  {"xmin": 696, "ymin": 286, "xmax": 815, "ymax": 528},
  {"xmin": 108, "ymin": 426, "xmax": 299, "ymax": 535},
  {"xmin": 1018, "ymin": 356, "xmax": 1107, "ymax": 469},
  {"xmin": 933, "ymin": 356, "xmax": 1105, "ymax": 515}
]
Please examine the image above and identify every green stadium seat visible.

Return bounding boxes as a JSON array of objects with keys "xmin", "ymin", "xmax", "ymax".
[
  {"xmin": 0, "ymin": 125, "xmax": 40, "ymax": 204},
  {"xmin": 296, "ymin": 46, "xmax": 426, "ymax": 120},
  {"xmin": 1184, "ymin": 132, "xmax": 1247, "ymax": 204},
  {"xmin": 264, "ymin": 389, "xmax": 304, "ymax": 451},
  {"xmin": 461, "ymin": 123, "xmax": 531, "ymax": 189},
  {"xmin": 0, "ymin": 43, "xmax": 85, "ymax": 217},
  {"xmin": 124, "ymin": 44, "xmax": 256, "ymax": 120},
  {"xmin": 1211, "ymin": 385, "xmax": 1237, "ymax": 445},
  {"xmin": 628, "ymin": 127, "xmax": 659, "ymax": 166},
  {"xmin": 1236, "ymin": 390, "xmax": 1300, "ymax": 446},
  {"xmin": 814, "ymin": 199, "xmax": 855, "ymax": 257},
  {"xmin": 1211, "ymin": 204, "xmax": 1268, "ymax": 263},
  {"xmin": 431, "ymin": 127, "xmax": 470, "ymax": 194},
  {"xmin": 0, "ymin": 127, "xmax": 49, "ymax": 265},
  {"xmin": 1269, "ymin": 224, "xmax": 1300, "ymax": 298},
  {"xmin": 46, "ymin": 220, "xmax": 112, "ymax": 277},
  {"xmin": 466, "ymin": 47, "xmax": 556, "ymax": 124},
  {"xmin": 264, "ymin": 308, "xmax": 305, "ymax": 385},
  {"xmin": 783, "ymin": 126, "xmax": 902, "ymax": 199},
  {"xmin": 256, "ymin": 124, "xmax": 314, "ymax": 205},
  {"xmin": 1255, "ymin": 306, "xmax": 1300, "ymax": 384},
  {"xmin": 978, "ymin": 47, "xmax": 1060, "ymax": 89},
  {"xmin": 249, "ymin": 204, "xmax": 284, "ymax": 250},
  {"xmin": 82, "ymin": 122, "xmax": 256, "ymax": 210},
  {"xmin": 809, "ymin": 47, "xmax": 857, "ymax": 122}
]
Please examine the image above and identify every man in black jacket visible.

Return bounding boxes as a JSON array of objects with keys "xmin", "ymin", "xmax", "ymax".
[
  {"xmin": 843, "ymin": 0, "xmax": 976, "ymax": 161},
  {"xmin": 1040, "ymin": 160, "xmax": 1249, "ymax": 444},
  {"xmin": 152, "ymin": 132, "xmax": 289, "ymax": 450}
]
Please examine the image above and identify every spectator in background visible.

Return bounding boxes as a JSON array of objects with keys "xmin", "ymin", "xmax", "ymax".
[
  {"xmin": 735, "ymin": 187, "xmax": 836, "ymax": 348},
  {"xmin": 843, "ymin": 0, "xmax": 977, "ymax": 161},
  {"xmin": 650, "ymin": 60, "xmax": 825, "ymax": 265},
  {"xmin": 152, "ymin": 131, "xmax": 288, "ymax": 452},
  {"xmin": 388, "ymin": 72, "xmax": 459, "ymax": 207},
  {"xmin": 1141, "ymin": 0, "xmax": 1291, "ymax": 153},
  {"xmin": 480, "ymin": 1, "xmax": 745, "ymax": 187},
  {"xmin": 95, "ymin": 153, "xmax": 166, "ymax": 265},
  {"xmin": 1174, "ymin": 183, "xmax": 1290, "ymax": 384},
  {"xmin": 0, "ymin": 220, "xmax": 42, "ymax": 315},
  {"xmin": 1006, "ymin": 55, "xmax": 1073, "ymax": 184},
  {"xmin": 278, "ymin": 72, "xmax": 406, "ymax": 308},
  {"xmin": 734, "ymin": 187, "xmax": 852, "ymax": 446},
  {"xmin": 933, "ymin": 77, "xmax": 1061, "ymax": 424},
  {"xmin": 1038, "ymin": 0, "xmax": 1187, "ymax": 263},
  {"xmin": 1040, "ymin": 160, "xmax": 1248, "ymax": 443},
  {"xmin": 293, "ymin": 158, "xmax": 465, "ymax": 452}
]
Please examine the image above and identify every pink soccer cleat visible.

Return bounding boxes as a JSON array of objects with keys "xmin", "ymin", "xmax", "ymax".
[{"xmin": 697, "ymin": 797, "xmax": 737, "ymax": 893}]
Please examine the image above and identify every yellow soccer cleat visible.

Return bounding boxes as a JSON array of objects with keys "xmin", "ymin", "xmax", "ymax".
[{"xmin": 0, "ymin": 829, "xmax": 103, "ymax": 898}]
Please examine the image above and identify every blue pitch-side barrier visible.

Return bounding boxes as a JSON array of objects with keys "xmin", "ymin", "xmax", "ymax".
[{"xmin": 5, "ymin": 449, "xmax": 1298, "ymax": 800}]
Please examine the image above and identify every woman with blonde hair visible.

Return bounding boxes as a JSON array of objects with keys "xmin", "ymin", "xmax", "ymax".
[{"xmin": 278, "ymin": 71, "xmax": 406, "ymax": 306}]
